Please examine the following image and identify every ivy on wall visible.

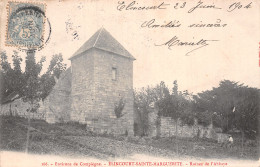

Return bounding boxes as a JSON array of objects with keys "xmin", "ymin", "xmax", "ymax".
[{"xmin": 114, "ymin": 98, "xmax": 125, "ymax": 118}]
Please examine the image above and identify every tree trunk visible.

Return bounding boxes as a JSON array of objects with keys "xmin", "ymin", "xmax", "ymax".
[
  {"xmin": 175, "ymin": 118, "xmax": 179, "ymax": 156},
  {"xmin": 156, "ymin": 115, "xmax": 161, "ymax": 138},
  {"xmin": 226, "ymin": 116, "xmax": 229, "ymax": 132},
  {"xmin": 241, "ymin": 130, "xmax": 245, "ymax": 156},
  {"xmin": 25, "ymin": 103, "xmax": 32, "ymax": 153},
  {"xmin": 9, "ymin": 104, "xmax": 12, "ymax": 116},
  {"xmin": 175, "ymin": 118, "xmax": 178, "ymax": 136},
  {"xmin": 25, "ymin": 114, "xmax": 31, "ymax": 153}
]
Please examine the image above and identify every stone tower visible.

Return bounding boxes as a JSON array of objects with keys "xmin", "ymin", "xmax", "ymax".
[{"xmin": 69, "ymin": 28, "xmax": 135, "ymax": 135}]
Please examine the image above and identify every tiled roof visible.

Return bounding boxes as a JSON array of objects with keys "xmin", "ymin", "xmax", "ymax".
[{"xmin": 69, "ymin": 28, "xmax": 135, "ymax": 60}]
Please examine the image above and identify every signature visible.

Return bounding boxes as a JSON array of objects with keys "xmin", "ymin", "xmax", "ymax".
[{"xmin": 155, "ymin": 36, "xmax": 219, "ymax": 56}]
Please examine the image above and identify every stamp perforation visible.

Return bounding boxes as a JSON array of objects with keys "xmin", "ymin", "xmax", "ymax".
[{"xmin": 5, "ymin": 1, "xmax": 47, "ymax": 51}]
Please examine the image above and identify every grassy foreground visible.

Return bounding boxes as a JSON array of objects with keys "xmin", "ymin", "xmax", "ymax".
[{"xmin": 0, "ymin": 115, "xmax": 258, "ymax": 160}]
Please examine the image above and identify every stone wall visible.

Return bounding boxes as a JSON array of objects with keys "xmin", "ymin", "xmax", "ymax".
[
  {"xmin": 92, "ymin": 49, "xmax": 134, "ymax": 136},
  {"xmin": 70, "ymin": 48, "xmax": 134, "ymax": 136},
  {"xmin": 70, "ymin": 49, "xmax": 95, "ymax": 123},
  {"xmin": 43, "ymin": 68, "xmax": 72, "ymax": 124},
  {"xmin": 146, "ymin": 108, "xmax": 219, "ymax": 140},
  {"xmin": 147, "ymin": 109, "xmax": 157, "ymax": 137},
  {"xmin": 0, "ymin": 98, "xmax": 45, "ymax": 120},
  {"xmin": 158, "ymin": 117, "xmax": 217, "ymax": 139}
]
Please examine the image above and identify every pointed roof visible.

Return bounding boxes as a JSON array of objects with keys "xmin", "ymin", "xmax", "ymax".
[{"xmin": 69, "ymin": 28, "xmax": 135, "ymax": 60}]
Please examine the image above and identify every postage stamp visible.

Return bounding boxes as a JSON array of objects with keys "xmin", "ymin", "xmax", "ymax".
[{"xmin": 5, "ymin": 1, "xmax": 46, "ymax": 50}]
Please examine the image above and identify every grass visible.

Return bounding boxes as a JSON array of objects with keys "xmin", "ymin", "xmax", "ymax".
[
  {"xmin": 0, "ymin": 115, "xmax": 258, "ymax": 160},
  {"xmin": 143, "ymin": 136, "xmax": 258, "ymax": 160},
  {"xmin": 0, "ymin": 116, "xmax": 96, "ymax": 157}
]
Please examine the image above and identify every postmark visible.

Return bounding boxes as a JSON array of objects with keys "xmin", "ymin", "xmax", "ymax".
[{"xmin": 5, "ymin": 1, "xmax": 50, "ymax": 51}]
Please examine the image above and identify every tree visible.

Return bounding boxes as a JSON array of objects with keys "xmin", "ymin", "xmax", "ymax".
[
  {"xmin": 11, "ymin": 51, "xmax": 25, "ymax": 95},
  {"xmin": 156, "ymin": 80, "xmax": 194, "ymax": 135},
  {"xmin": 155, "ymin": 80, "xmax": 194, "ymax": 155},
  {"xmin": 193, "ymin": 80, "xmax": 259, "ymax": 136},
  {"xmin": 134, "ymin": 87, "xmax": 154, "ymax": 136},
  {"xmin": 114, "ymin": 98, "xmax": 125, "ymax": 118},
  {"xmin": 0, "ymin": 51, "xmax": 27, "ymax": 104},
  {"xmin": 0, "ymin": 51, "xmax": 12, "ymax": 102},
  {"xmin": 134, "ymin": 82, "xmax": 169, "ymax": 136},
  {"xmin": 21, "ymin": 51, "xmax": 45, "ymax": 153},
  {"xmin": 46, "ymin": 53, "xmax": 67, "ymax": 78},
  {"xmin": 193, "ymin": 80, "xmax": 238, "ymax": 129},
  {"xmin": 0, "ymin": 50, "xmax": 67, "ymax": 153},
  {"xmin": 134, "ymin": 81, "xmax": 194, "ymax": 137},
  {"xmin": 232, "ymin": 86, "xmax": 259, "ymax": 154},
  {"xmin": 0, "ymin": 51, "xmax": 67, "ymax": 102},
  {"xmin": 40, "ymin": 54, "xmax": 67, "ymax": 99},
  {"xmin": 193, "ymin": 80, "xmax": 259, "ymax": 154}
]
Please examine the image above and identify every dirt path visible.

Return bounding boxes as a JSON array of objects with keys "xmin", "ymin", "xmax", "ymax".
[{"xmin": 63, "ymin": 136, "xmax": 180, "ymax": 159}]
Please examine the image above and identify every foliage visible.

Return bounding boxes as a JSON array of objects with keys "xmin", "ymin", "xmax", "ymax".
[
  {"xmin": 134, "ymin": 81, "xmax": 170, "ymax": 136},
  {"xmin": 0, "ymin": 51, "xmax": 25, "ymax": 101},
  {"xmin": 193, "ymin": 80, "xmax": 259, "ymax": 138},
  {"xmin": 134, "ymin": 81, "xmax": 194, "ymax": 136},
  {"xmin": 46, "ymin": 53, "xmax": 67, "ymax": 78},
  {"xmin": 0, "ymin": 50, "xmax": 67, "ymax": 153},
  {"xmin": 0, "ymin": 50, "xmax": 67, "ymax": 102},
  {"xmin": 134, "ymin": 79, "xmax": 258, "ymax": 140},
  {"xmin": 155, "ymin": 81, "xmax": 194, "ymax": 137},
  {"xmin": 40, "ymin": 54, "xmax": 67, "ymax": 99},
  {"xmin": 156, "ymin": 80, "xmax": 194, "ymax": 124},
  {"xmin": 114, "ymin": 98, "xmax": 125, "ymax": 118},
  {"xmin": 21, "ymin": 51, "xmax": 45, "ymax": 105}
]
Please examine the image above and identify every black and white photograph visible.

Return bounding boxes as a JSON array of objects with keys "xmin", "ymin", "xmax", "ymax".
[{"xmin": 0, "ymin": 0, "xmax": 259, "ymax": 167}]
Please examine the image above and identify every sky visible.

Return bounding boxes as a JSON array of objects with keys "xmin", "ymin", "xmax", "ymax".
[{"xmin": 0, "ymin": 0, "xmax": 259, "ymax": 94}]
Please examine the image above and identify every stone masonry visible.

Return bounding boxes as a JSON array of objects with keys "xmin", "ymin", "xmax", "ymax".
[
  {"xmin": 147, "ymin": 108, "xmax": 220, "ymax": 140},
  {"xmin": 44, "ymin": 67, "xmax": 72, "ymax": 123},
  {"xmin": 69, "ymin": 28, "xmax": 135, "ymax": 135}
]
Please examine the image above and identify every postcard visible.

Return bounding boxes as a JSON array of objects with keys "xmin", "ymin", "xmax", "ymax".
[{"xmin": 0, "ymin": 0, "xmax": 259, "ymax": 167}]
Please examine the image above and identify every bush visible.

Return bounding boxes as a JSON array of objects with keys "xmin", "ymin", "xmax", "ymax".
[
  {"xmin": 30, "ymin": 132, "xmax": 48, "ymax": 141},
  {"xmin": 114, "ymin": 98, "xmax": 125, "ymax": 118}
]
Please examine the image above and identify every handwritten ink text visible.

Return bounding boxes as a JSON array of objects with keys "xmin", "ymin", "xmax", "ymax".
[
  {"xmin": 117, "ymin": 1, "xmax": 170, "ymax": 11},
  {"xmin": 155, "ymin": 36, "xmax": 219, "ymax": 56}
]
